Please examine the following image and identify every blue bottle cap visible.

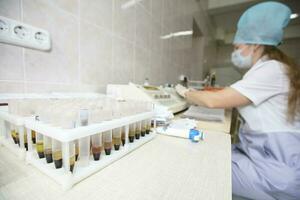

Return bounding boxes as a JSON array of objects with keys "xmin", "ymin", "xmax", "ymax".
[{"xmin": 189, "ymin": 129, "xmax": 199, "ymax": 141}]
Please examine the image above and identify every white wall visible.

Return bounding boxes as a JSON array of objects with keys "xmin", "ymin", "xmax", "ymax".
[
  {"xmin": 187, "ymin": 0, "xmax": 217, "ymax": 81},
  {"xmin": 212, "ymin": 66, "xmax": 242, "ymax": 86},
  {"xmin": 0, "ymin": 0, "xmax": 212, "ymax": 93},
  {"xmin": 208, "ymin": 0, "xmax": 257, "ymax": 9}
]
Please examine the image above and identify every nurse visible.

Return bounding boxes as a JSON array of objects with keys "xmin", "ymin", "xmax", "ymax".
[{"xmin": 176, "ymin": 2, "xmax": 300, "ymax": 200}]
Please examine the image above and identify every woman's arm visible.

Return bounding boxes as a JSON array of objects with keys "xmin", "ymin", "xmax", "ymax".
[{"xmin": 185, "ymin": 87, "xmax": 252, "ymax": 109}]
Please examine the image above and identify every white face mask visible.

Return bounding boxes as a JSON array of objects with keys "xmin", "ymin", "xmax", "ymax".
[{"xmin": 231, "ymin": 47, "xmax": 253, "ymax": 69}]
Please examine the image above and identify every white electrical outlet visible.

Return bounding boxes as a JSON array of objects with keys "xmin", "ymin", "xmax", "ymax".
[
  {"xmin": 0, "ymin": 16, "xmax": 51, "ymax": 51},
  {"xmin": 0, "ymin": 19, "xmax": 9, "ymax": 33},
  {"xmin": 14, "ymin": 25, "xmax": 29, "ymax": 39}
]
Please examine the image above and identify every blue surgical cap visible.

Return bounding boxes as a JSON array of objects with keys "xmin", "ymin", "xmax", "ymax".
[{"xmin": 234, "ymin": 1, "xmax": 292, "ymax": 46}]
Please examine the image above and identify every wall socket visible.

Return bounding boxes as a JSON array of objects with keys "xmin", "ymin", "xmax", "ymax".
[{"xmin": 0, "ymin": 16, "xmax": 51, "ymax": 51}]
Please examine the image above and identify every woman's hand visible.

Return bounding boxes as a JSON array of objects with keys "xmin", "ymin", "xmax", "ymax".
[{"xmin": 175, "ymin": 84, "xmax": 189, "ymax": 98}]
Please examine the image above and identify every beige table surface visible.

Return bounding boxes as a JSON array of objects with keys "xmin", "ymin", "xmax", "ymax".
[{"xmin": 0, "ymin": 130, "xmax": 231, "ymax": 200}]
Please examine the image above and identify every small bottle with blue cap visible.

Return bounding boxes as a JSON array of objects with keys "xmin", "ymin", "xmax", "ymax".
[{"xmin": 189, "ymin": 129, "xmax": 204, "ymax": 142}]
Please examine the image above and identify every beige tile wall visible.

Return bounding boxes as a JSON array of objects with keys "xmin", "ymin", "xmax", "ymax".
[{"xmin": 0, "ymin": 0, "xmax": 207, "ymax": 93}]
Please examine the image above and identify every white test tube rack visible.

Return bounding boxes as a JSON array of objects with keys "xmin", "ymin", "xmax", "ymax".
[
  {"xmin": 24, "ymin": 111, "xmax": 156, "ymax": 190},
  {"xmin": 0, "ymin": 110, "xmax": 29, "ymax": 160}
]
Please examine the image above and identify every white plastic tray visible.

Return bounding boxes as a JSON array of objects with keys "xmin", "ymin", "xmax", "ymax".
[{"xmin": 24, "ymin": 111, "xmax": 156, "ymax": 190}]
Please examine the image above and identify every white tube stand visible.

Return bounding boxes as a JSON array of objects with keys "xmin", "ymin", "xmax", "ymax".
[{"xmin": 24, "ymin": 111, "xmax": 155, "ymax": 190}]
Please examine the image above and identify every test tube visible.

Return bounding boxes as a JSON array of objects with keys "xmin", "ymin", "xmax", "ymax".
[
  {"xmin": 141, "ymin": 120, "xmax": 146, "ymax": 137},
  {"xmin": 8, "ymin": 101, "xmax": 19, "ymax": 144},
  {"xmin": 36, "ymin": 133, "xmax": 45, "ymax": 158},
  {"xmin": 79, "ymin": 136, "xmax": 90, "ymax": 167},
  {"xmin": 44, "ymin": 136, "xmax": 53, "ymax": 163},
  {"xmin": 52, "ymin": 139, "xmax": 62, "ymax": 169},
  {"xmin": 129, "ymin": 123, "xmax": 135, "ymax": 143},
  {"xmin": 69, "ymin": 142, "xmax": 76, "ymax": 173},
  {"xmin": 91, "ymin": 134, "xmax": 102, "ymax": 161},
  {"xmin": 103, "ymin": 131, "xmax": 112, "ymax": 155},
  {"xmin": 79, "ymin": 109, "xmax": 89, "ymax": 126},
  {"xmin": 24, "ymin": 129, "xmax": 28, "ymax": 151},
  {"xmin": 135, "ymin": 121, "xmax": 141, "ymax": 139},
  {"xmin": 112, "ymin": 128, "xmax": 121, "ymax": 151},
  {"xmin": 119, "ymin": 102, "xmax": 129, "ymax": 146},
  {"xmin": 31, "ymin": 130, "xmax": 36, "ymax": 144},
  {"xmin": 146, "ymin": 119, "xmax": 151, "ymax": 134},
  {"xmin": 77, "ymin": 106, "xmax": 90, "ymax": 167},
  {"xmin": 121, "ymin": 127, "xmax": 126, "ymax": 146},
  {"xmin": 112, "ymin": 101, "xmax": 121, "ymax": 150},
  {"xmin": 16, "ymin": 130, "xmax": 20, "ymax": 146},
  {"xmin": 10, "ymin": 125, "xmax": 18, "ymax": 144},
  {"xmin": 75, "ymin": 140, "xmax": 79, "ymax": 161},
  {"xmin": 61, "ymin": 107, "xmax": 78, "ymax": 163}
]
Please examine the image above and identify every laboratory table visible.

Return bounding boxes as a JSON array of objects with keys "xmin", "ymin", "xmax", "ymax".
[{"xmin": 0, "ymin": 131, "xmax": 232, "ymax": 200}]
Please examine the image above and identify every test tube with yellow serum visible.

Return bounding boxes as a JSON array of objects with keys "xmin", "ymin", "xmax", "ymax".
[{"xmin": 36, "ymin": 133, "xmax": 45, "ymax": 159}]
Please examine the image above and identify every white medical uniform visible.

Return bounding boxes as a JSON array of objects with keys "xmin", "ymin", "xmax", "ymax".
[{"xmin": 230, "ymin": 56, "xmax": 300, "ymax": 200}]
